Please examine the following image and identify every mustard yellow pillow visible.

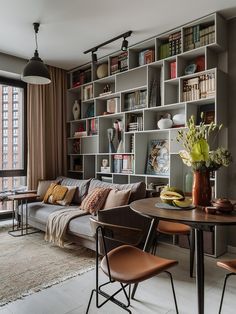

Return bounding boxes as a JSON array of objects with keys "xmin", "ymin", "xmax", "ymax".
[
  {"xmin": 43, "ymin": 184, "xmax": 68, "ymax": 204},
  {"xmin": 56, "ymin": 186, "xmax": 77, "ymax": 206}
]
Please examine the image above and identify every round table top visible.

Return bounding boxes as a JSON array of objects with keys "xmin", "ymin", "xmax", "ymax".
[{"xmin": 130, "ymin": 197, "xmax": 236, "ymax": 226}]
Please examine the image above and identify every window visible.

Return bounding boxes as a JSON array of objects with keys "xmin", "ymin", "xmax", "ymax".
[
  {"xmin": 3, "ymin": 136, "xmax": 8, "ymax": 144},
  {"xmin": 0, "ymin": 78, "xmax": 27, "ymax": 214},
  {"xmin": 13, "ymin": 102, "xmax": 18, "ymax": 110},
  {"xmin": 13, "ymin": 136, "xmax": 18, "ymax": 144},
  {"xmin": 3, "ymin": 120, "xmax": 8, "ymax": 127},
  {"xmin": 3, "ymin": 86, "xmax": 8, "ymax": 94},
  {"xmin": 3, "ymin": 111, "xmax": 8, "ymax": 119},
  {"xmin": 2, "ymin": 94, "xmax": 8, "ymax": 101},
  {"xmin": 13, "ymin": 111, "xmax": 18, "ymax": 119},
  {"xmin": 13, "ymin": 119, "xmax": 18, "ymax": 127},
  {"xmin": 13, "ymin": 93, "xmax": 18, "ymax": 101}
]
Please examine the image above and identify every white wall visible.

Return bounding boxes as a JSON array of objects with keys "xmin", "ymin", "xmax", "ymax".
[{"xmin": 0, "ymin": 52, "xmax": 26, "ymax": 79}]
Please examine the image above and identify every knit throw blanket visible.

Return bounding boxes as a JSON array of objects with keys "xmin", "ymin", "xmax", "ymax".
[{"xmin": 45, "ymin": 208, "xmax": 88, "ymax": 247}]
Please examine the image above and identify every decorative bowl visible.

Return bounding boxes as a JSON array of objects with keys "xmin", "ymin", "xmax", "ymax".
[
  {"xmin": 211, "ymin": 198, "xmax": 235, "ymax": 213},
  {"xmin": 172, "ymin": 113, "xmax": 185, "ymax": 126},
  {"xmin": 157, "ymin": 118, "xmax": 173, "ymax": 129}
]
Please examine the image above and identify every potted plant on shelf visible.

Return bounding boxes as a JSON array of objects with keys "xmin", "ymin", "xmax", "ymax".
[{"xmin": 177, "ymin": 114, "xmax": 232, "ymax": 206}]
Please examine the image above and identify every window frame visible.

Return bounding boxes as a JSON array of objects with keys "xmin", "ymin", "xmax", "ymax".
[{"xmin": 0, "ymin": 76, "xmax": 27, "ymax": 178}]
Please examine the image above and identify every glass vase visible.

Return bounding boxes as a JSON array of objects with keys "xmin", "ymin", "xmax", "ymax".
[{"xmin": 192, "ymin": 170, "xmax": 211, "ymax": 207}]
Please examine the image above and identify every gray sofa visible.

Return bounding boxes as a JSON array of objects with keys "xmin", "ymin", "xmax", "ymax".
[{"xmin": 25, "ymin": 177, "xmax": 151, "ymax": 251}]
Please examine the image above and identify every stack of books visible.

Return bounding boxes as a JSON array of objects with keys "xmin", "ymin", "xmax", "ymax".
[
  {"xmin": 72, "ymin": 68, "xmax": 91, "ymax": 88},
  {"xmin": 88, "ymin": 118, "xmax": 98, "ymax": 135},
  {"xmin": 124, "ymin": 90, "xmax": 147, "ymax": 111},
  {"xmin": 127, "ymin": 116, "xmax": 143, "ymax": 132},
  {"xmin": 184, "ymin": 24, "xmax": 215, "ymax": 51},
  {"xmin": 159, "ymin": 31, "xmax": 181, "ymax": 59},
  {"xmin": 113, "ymin": 154, "xmax": 134, "ymax": 174},
  {"xmin": 138, "ymin": 49, "xmax": 155, "ymax": 66},
  {"xmin": 110, "ymin": 52, "xmax": 128, "ymax": 75},
  {"xmin": 182, "ymin": 73, "xmax": 215, "ymax": 101}
]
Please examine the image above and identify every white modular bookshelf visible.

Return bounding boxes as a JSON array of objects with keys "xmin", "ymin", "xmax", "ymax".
[{"xmin": 67, "ymin": 13, "xmax": 228, "ymax": 256}]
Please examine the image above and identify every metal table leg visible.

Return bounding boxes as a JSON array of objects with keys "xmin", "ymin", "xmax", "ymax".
[{"xmin": 195, "ymin": 228, "xmax": 204, "ymax": 314}]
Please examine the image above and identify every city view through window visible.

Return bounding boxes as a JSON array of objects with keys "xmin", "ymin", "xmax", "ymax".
[{"xmin": 0, "ymin": 82, "xmax": 26, "ymax": 212}]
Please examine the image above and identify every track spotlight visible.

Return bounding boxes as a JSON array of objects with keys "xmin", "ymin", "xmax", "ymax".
[
  {"xmin": 121, "ymin": 38, "xmax": 128, "ymax": 51},
  {"xmin": 84, "ymin": 31, "xmax": 132, "ymax": 59},
  {"xmin": 92, "ymin": 51, "xmax": 97, "ymax": 63}
]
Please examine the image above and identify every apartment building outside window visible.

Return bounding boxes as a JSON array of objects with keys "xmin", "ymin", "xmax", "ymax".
[{"xmin": 0, "ymin": 79, "xmax": 27, "ymax": 214}]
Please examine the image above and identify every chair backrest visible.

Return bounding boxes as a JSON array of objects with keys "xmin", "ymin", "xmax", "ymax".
[{"xmin": 90, "ymin": 217, "xmax": 144, "ymax": 255}]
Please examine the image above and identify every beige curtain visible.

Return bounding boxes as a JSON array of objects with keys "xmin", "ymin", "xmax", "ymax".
[{"xmin": 27, "ymin": 66, "xmax": 67, "ymax": 189}]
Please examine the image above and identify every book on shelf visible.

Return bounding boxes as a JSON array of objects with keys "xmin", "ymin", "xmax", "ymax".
[
  {"xmin": 122, "ymin": 155, "xmax": 134, "ymax": 174},
  {"xmin": 88, "ymin": 118, "xmax": 98, "ymax": 135},
  {"xmin": 106, "ymin": 98, "xmax": 119, "ymax": 114},
  {"xmin": 130, "ymin": 135, "xmax": 134, "ymax": 153},
  {"xmin": 113, "ymin": 154, "xmax": 123, "ymax": 173},
  {"xmin": 146, "ymin": 139, "xmax": 169, "ymax": 176},
  {"xmin": 127, "ymin": 114, "xmax": 143, "ymax": 132},
  {"xmin": 184, "ymin": 23, "xmax": 215, "ymax": 51},
  {"xmin": 124, "ymin": 90, "xmax": 147, "ymax": 111},
  {"xmin": 182, "ymin": 73, "xmax": 215, "ymax": 101},
  {"xmin": 170, "ymin": 61, "xmax": 177, "ymax": 79},
  {"xmin": 110, "ymin": 52, "xmax": 128, "ymax": 75},
  {"xmin": 83, "ymin": 84, "xmax": 93, "ymax": 100},
  {"xmin": 197, "ymin": 103, "xmax": 215, "ymax": 124},
  {"xmin": 138, "ymin": 49, "xmax": 155, "ymax": 66}
]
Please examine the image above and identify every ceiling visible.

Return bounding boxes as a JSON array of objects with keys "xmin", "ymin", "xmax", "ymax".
[{"xmin": 0, "ymin": 0, "xmax": 236, "ymax": 70}]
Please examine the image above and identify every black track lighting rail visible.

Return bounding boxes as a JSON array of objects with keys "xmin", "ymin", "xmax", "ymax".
[{"xmin": 84, "ymin": 30, "xmax": 132, "ymax": 54}]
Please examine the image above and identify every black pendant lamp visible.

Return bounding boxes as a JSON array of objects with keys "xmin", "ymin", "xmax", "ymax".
[{"xmin": 22, "ymin": 22, "xmax": 51, "ymax": 85}]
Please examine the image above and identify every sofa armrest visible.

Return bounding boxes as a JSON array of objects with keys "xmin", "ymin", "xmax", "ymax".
[{"xmin": 98, "ymin": 205, "xmax": 152, "ymax": 247}]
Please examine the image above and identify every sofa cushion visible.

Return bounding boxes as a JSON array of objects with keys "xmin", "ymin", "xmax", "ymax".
[
  {"xmin": 37, "ymin": 179, "xmax": 60, "ymax": 201},
  {"xmin": 27, "ymin": 202, "xmax": 66, "ymax": 224},
  {"xmin": 88, "ymin": 179, "xmax": 146, "ymax": 203},
  {"xmin": 56, "ymin": 186, "xmax": 77, "ymax": 206},
  {"xmin": 44, "ymin": 184, "xmax": 68, "ymax": 204},
  {"xmin": 56, "ymin": 177, "xmax": 91, "ymax": 205},
  {"xmin": 103, "ymin": 189, "xmax": 131, "ymax": 209},
  {"xmin": 81, "ymin": 187, "xmax": 111, "ymax": 214},
  {"xmin": 68, "ymin": 214, "xmax": 93, "ymax": 237}
]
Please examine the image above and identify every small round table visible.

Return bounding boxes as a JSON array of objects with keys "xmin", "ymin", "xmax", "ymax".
[
  {"xmin": 130, "ymin": 197, "xmax": 236, "ymax": 314},
  {"xmin": 8, "ymin": 193, "xmax": 39, "ymax": 237}
]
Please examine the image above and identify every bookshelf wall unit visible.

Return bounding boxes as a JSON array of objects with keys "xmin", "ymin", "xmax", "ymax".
[{"xmin": 67, "ymin": 13, "xmax": 228, "ymax": 256}]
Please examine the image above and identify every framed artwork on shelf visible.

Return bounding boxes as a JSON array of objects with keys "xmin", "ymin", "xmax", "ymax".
[{"xmin": 146, "ymin": 139, "xmax": 169, "ymax": 175}]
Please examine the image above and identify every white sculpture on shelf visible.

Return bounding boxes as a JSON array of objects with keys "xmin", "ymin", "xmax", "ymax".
[{"xmin": 72, "ymin": 100, "xmax": 80, "ymax": 120}]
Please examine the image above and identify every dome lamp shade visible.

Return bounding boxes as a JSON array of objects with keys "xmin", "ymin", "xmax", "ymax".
[{"xmin": 22, "ymin": 22, "xmax": 51, "ymax": 85}]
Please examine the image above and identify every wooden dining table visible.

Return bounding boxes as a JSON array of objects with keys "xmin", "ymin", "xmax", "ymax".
[{"xmin": 130, "ymin": 197, "xmax": 236, "ymax": 314}]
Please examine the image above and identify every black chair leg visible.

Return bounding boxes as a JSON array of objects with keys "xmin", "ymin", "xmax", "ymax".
[
  {"xmin": 188, "ymin": 229, "xmax": 195, "ymax": 278},
  {"xmin": 218, "ymin": 273, "xmax": 236, "ymax": 314},
  {"xmin": 165, "ymin": 271, "xmax": 179, "ymax": 314}
]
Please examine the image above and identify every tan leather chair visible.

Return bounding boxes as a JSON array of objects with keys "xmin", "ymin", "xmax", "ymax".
[
  {"xmin": 86, "ymin": 217, "xmax": 179, "ymax": 314},
  {"xmin": 154, "ymin": 220, "xmax": 195, "ymax": 277},
  {"xmin": 217, "ymin": 259, "xmax": 236, "ymax": 313}
]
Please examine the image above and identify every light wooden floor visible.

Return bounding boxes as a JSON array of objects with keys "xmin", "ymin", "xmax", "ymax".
[{"xmin": 1, "ymin": 242, "xmax": 236, "ymax": 314}]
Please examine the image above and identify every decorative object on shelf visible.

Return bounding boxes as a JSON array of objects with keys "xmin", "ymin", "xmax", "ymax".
[
  {"xmin": 101, "ymin": 159, "xmax": 111, "ymax": 173},
  {"xmin": 107, "ymin": 128, "xmax": 115, "ymax": 153},
  {"xmin": 177, "ymin": 115, "xmax": 232, "ymax": 206},
  {"xmin": 72, "ymin": 100, "xmax": 80, "ymax": 120},
  {"xmin": 157, "ymin": 116, "xmax": 173, "ymax": 129},
  {"xmin": 146, "ymin": 139, "xmax": 169, "ymax": 175},
  {"xmin": 116, "ymin": 120, "xmax": 124, "ymax": 153},
  {"xmin": 85, "ymin": 103, "xmax": 94, "ymax": 118},
  {"xmin": 106, "ymin": 98, "xmax": 119, "ymax": 114},
  {"xmin": 72, "ymin": 139, "xmax": 80, "ymax": 154},
  {"xmin": 96, "ymin": 63, "xmax": 108, "ymax": 79},
  {"xmin": 184, "ymin": 63, "xmax": 197, "ymax": 75},
  {"xmin": 99, "ymin": 84, "xmax": 112, "ymax": 97},
  {"xmin": 22, "ymin": 23, "xmax": 51, "ymax": 85},
  {"xmin": 172, "ymin": 113, "xmax": 185, "ymax": 126}
]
